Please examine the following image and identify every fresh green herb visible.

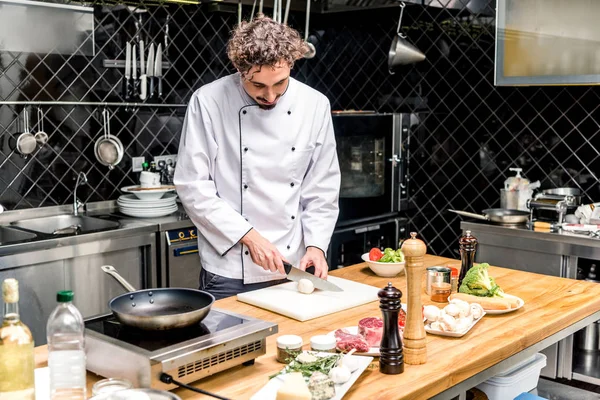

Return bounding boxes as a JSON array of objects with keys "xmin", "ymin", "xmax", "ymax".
[{"xmin": 269, "ymin": 353, "xmax": 342, "ymax": 379}]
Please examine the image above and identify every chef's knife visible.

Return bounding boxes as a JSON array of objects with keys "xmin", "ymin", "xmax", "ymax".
[
  {"xmin": 132, "ymin": 44, "xmax": 138, "ymax": 98},
  {"xmin": 139, "ymin": 40, "xmax": 147, "ymax": 101},
  {"xmin": 123, "ymin": 41, "xmax": 131, "ymax": 100},
  {"xmin": 155, "ymin": 43, "xmax": 163, "ymax": 99},
  {"xmin": 146, "ymin": 43, "xmax": 155, "ymax": 99},
  {"xmin": 283, "ymin": 262, "xmax": 343, "ymax": 292}
]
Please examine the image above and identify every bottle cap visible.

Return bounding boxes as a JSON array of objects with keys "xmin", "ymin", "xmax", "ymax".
[
  {"xmin": 2, "ymin": 279, "xmax": 18, "ymax": 303},
  {"xmin": 57, "ymin": 290, "xmax": 74, "ymax": 302}
]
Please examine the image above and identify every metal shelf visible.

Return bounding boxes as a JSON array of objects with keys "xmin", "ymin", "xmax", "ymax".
[
  {"xmin": 572, "ymin": 349, "xmax": 600, "ymax": 386},
  {"xmin": 0, "ymin": 101, "xmax": 187, "ymax": 108},
  {"xmin": 103, "ymin": 59, "xmax": 171, "ymax": 70}
]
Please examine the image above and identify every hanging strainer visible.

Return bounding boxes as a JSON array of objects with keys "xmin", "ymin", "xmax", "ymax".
[
  {"xmin": 94, "ymin": 109, "xmax": 124, "ymax": 170},
  {"xmin": 388, "ymin": 2, "xmax": 426, "ymax": 73}
]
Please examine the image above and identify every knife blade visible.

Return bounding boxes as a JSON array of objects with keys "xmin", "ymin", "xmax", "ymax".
[
  {"xmin": 139, "ymin": 40, "xmax": 147, "ymax": 101},
  {"xmin": 155, "ymin": 43, "xmax": 163, "ymax": 99},
  {"xmin": 123, "ymin": 41, "xmax": 131, "ymax": 100},
  {"xmin": 132, "ymin": 44, "xmax": 138, "ymax": 98},
  {"xmin": 146, "ymin": 43, "xmax": 155, "ymax": 99},
  {"xmin": 283, "ymin": 262, "xmax": 343, "ymax": 292}
]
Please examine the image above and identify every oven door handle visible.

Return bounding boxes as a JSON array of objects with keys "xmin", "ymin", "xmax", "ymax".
[{"xmin": 173, "ymin": 244, "xmax": 199, "ymax": 257}]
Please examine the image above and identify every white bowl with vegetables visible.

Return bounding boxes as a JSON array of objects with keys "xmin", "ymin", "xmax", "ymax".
[{"xmin": 361, "ymin": 248, "xmax": 406, "ymax": 277}]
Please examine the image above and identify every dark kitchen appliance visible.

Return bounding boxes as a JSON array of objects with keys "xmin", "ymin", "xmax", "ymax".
[
  {"xmin": 332, "ymin": 112, "xmax": 415, "ymax": 226},
  {"xmin": 85, "ymin": 308, "xmax": 277, "ymax": 390},
  {"xmin": 328, "ymin": 216, "xmax": 408, "ymax": 269},
  {"xmin": 159, "ymin": 223, "xmax": 201, "ymax": 288}
]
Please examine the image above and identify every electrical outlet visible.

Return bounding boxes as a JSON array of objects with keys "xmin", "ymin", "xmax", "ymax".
[
  {"xmin": 132, "ymin": 157, "xmax": 145, "ymax": 172},
  {"xmin": 154, "ymin": 154, "xmax": 178, "ymax": 167}
]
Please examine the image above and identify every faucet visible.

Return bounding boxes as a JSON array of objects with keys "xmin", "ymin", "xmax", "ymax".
[{"xmin": 73, "ymin": 172, "xmax": 88, "ymax": 216}]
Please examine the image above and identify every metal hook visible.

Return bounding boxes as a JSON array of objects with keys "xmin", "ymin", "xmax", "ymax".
[
  {"xmin": 23, "ymin": 107, "xmax": 30, "ymax": 133},
  {"xmin": 37, "ymin": 107, "xmax": 44, "ymax": 133},
  {"xmin": 396, "ymin": 2, "xmax": 406, "ymax": 38}
]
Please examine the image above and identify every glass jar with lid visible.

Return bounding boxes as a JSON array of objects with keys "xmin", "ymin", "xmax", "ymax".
[
  {"xmin": 310, "ymin": 335, "xmax": 337, "ymax": 353},
  {"xmin": 92, "ymin": 378, "xmax": 133, "ymax": 396},
  {"xmin": 276, "ymin": 335, "xmax": 303, "ymax": 363}
]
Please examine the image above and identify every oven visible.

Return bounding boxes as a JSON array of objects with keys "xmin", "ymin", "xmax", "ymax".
[
  {"xmin": 327, "ymin": 216, "xmax": 408, "ymax": 269},
  {"xmin": 332, "ymin": 112, "xmax": 416, "ymax": 226}
]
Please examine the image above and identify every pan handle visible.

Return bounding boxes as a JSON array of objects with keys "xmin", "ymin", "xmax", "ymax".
[
  {"xmin": 101, "ymin": 265, "xmax": 137, "ymax": 292},
  {"xmin": 448, "ymin": 209, "xmax": 490, "ymax": 221}
]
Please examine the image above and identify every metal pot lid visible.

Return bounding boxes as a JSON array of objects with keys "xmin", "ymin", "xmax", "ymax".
[{"xmin": 89, "ymin": 388, "xmax": 182, "ymax": 400}]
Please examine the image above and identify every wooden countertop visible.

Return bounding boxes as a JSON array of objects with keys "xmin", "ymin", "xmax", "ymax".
[{"xmin": 35, "ymin": 255, "xmax": 600, "ymax": 399}]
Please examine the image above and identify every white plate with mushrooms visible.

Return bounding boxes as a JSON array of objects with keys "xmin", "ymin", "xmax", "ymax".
[{"xmin": 422, "ymin": 300, "xmax": 486, "ymax": 338}]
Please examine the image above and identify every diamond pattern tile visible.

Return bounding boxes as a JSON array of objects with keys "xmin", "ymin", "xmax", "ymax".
[{"xmin": 1, "ymin": 1, "xmax": 600, "ymax": 257}]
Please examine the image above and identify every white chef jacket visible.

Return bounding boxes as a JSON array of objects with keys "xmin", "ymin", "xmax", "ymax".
[{"xmin": 174, "ymin": 73, "xmax": 341, "ymax": 284}]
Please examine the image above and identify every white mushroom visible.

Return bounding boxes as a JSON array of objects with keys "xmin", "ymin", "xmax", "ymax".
[
  {"xmin": 449, "ymin": 299, "xmax": 471, "ymax": 318},
  {"xmin": 338, "ymin": 355, "xmax": 359, "ymax": 373},
  {"xmin": 430, "ymin": 321, "xmax": 443, "ymax": 331},
  {"xmin": 297, "ymin": 279, "xmax": 315, "ymax": 294},
  {"xmin": 455, "ymin": 315, "xmax": 473, "ymax": 333},
  {"xmin": 443, "ymin": 303, "xmax": 461, "ymax": 318},
  {"xmin": 423, "ymin": 305, "xmax": 441, "ymax": 322},
  {"xmin": 439, "ymin": 314, "xmax": 457, "ymax": 332},
  {"xmin": 470, "ymin": 303, "xmax": 485, "ymax": 319}
]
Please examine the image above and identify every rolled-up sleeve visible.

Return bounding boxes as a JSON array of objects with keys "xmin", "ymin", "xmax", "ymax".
[
  {"xmin": 174, "ymin": 92, "xmax": 252, "ymax": 256},
  {"xmin": 299, "ymin": 99, "xmax": 341, "ymax": 254}
]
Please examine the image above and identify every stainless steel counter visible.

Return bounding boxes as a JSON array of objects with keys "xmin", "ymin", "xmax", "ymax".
[{"xmin": 0, "ymin": 200, "xmax": 192, "ymax": 258}]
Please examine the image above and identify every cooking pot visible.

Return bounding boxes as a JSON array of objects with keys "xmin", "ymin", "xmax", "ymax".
[{"xmin": 575, "ymin": 319, "xmax": 600, "ymax": 352}]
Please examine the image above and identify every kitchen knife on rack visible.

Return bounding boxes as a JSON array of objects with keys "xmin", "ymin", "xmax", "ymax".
[
  {"xmin": 283, "ymin": 261, "xmax": 343, "ymax": 292},
  {"xmin": 155, "ymin": 43, "xmax": 163, "ymax": 99},
  {"xmin": 139, "ymin": 40, "xmax": 147, "ymax": 101},
  {"xmin": 123, "ymin": 41, "xmax": 131, "ymax": 100},
  {"xmin": 146, "ymin": 43, "xmax": 155, "ymax": 99},
  {"xmin": 132, "ymin": 44, "xmax": 138, "ymax": 98}
]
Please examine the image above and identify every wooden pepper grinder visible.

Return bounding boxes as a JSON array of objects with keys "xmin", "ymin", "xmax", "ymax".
[
  {"xmin": 378, "ymin": 282, "xmax": 404, "ymax": 375},
  {"xmin": 401, "ymin": 232, "xmax": 427, "ymax": 365}
]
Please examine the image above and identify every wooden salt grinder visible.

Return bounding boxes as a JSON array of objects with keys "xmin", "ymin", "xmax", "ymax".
[
  {"xmin": 379, "ymin": 282, "xmax": 404, "ymax": 375},
  {"xmin": 401, "ymin": 232, "xmax": 428, "ymax": 365}
]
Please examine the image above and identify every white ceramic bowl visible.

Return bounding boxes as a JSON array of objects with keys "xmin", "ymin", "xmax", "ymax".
[{"xmin": 361, "ymin": 253, "xmax": 406, "ymax": 277}]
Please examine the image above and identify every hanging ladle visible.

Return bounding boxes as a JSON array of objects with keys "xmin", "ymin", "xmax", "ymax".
[
  {"xmin": 303, "ymin": 0, "xmax": 316, "ymax": 58},
  {"xmin": 388, "ymin": 2, "xmax": 426, "ymax": 74}
]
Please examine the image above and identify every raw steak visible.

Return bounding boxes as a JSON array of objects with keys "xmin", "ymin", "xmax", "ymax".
[
  {"xmin": 358, "ymin": 317, "xmax": 384, "ymax": 346},
  {"xmin": 334, "ymin": 329, "xmax": 370, "ymax": 353}
]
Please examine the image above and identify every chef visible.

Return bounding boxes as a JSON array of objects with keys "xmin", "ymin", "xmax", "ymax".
[{"xmin": 174, "ymin": 14, "xmax": 341, "ymax": 300}]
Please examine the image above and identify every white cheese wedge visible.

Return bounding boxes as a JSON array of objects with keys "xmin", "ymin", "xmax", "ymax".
[{"xmin": 276, "ymin": 372, "xmax": 312, "ymax": 400}]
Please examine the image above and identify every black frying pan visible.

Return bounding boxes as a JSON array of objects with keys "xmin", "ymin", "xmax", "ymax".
[{"xmin": 102, "ymin": 265, "xmax": 214, "ymax": 330}]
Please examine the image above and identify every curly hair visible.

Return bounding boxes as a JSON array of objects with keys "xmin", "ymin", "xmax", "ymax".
[{"xmin": 227, "ymin": 14, "xmax": 308, "ymax": 76}]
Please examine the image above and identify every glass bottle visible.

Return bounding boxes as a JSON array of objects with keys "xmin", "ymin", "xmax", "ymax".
[
  {"xmin": 0, "ymin": 278, "xmax": 35, "ymax": 399},
  {"xmin": 47, "ymin": 291, "xmax": 86, "ymax": 400},
  {"xmin": 457, "ymin": 230, "xmax": 478, "ymax": 290}
]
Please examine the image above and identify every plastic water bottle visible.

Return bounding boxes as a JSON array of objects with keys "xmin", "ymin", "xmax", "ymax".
[{"xmin": 46, "ymin": 291, "xmax": 86, "ymax": 400}]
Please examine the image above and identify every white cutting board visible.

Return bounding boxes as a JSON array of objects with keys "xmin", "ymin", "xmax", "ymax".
[{"xmin": 237, "ymin": 276, "xmax": 379, "ymax": 321}]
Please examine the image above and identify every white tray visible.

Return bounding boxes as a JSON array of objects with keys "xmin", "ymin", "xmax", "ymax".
[
  {"xmin": 250, "ymin": 352, "xmax": 373, "ymax": 400},
  {"xmin": 424, "ymin": 312, "xmax": 486, "ymax": 338}
]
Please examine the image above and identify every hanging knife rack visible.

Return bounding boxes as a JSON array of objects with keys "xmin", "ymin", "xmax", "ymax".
[{"xmin": 103, "ymin": 59, "xmax": 171, "ymax": 70}]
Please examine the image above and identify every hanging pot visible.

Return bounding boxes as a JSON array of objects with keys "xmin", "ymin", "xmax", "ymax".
[{"xmin": 388, "ymin": 2, "xmax": 425, "ymax": 74}]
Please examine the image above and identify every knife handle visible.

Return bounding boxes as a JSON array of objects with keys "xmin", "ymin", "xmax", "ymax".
[
  {"xmin": 139, "ymin": 75, "xmax": 147, "ymax": 100},
  {"xmin": 157, "ymin": 77, "xmax": 163, "ymax": 99},
  {"xmin": 149, "ymin": 76, "xmax": 155, "ymax": 99},
  {"xmin": 283, "ymin": 261, "xmax": 315, "ymax": 275},
  {"xmin": 122, "ymin": 77, "xmax": 129, "ymax": 100}
]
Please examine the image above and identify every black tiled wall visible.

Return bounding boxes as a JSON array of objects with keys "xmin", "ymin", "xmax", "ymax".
[{"xmin": 2, "ymin": 1, "xmax": 599, "ymax": 256}]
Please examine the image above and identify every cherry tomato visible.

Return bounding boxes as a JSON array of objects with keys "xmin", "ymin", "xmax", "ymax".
[
  {"xmin": 398, "ymin": 308, "xmax": 406, "ymax": 329},
  {"xmin": 369, "ymin": 248, "xmax": 383, "ymax": 261}
]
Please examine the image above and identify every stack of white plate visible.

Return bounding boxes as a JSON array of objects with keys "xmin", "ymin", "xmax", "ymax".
[{"xmin": 118, "ymin": 193, "xmax": 178, "ymax": 218}]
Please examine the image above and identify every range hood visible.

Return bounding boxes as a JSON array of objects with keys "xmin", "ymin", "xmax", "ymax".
[{"xmin": 207, "ymin": 0, "xmax": 494, "ymax": 14}]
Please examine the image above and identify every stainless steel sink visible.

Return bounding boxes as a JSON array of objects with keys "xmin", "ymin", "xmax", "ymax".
[
  {"xmin": 11, "ymin": 215, "xmax": 120, "ymax": 235},
  {"xmin": 0, "ymin": 226, "xmax": 37, "ymax": 245}
]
